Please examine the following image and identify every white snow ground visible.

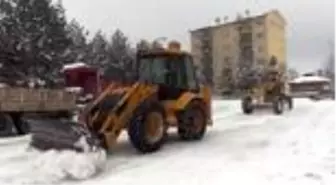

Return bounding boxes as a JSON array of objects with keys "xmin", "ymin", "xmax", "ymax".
[{"xmin": 0, "ymin": 99, "xmax": 334, "ymax": 185}]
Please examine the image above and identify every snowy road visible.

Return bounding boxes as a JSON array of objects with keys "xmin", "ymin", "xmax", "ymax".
[{"xmin": 0, "ymin": 99, "xmax": 334, "ymax": 185}]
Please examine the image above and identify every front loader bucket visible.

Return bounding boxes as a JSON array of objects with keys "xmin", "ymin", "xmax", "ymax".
[{"xmin": 28, "ymin": 119, "xmax": 103, "ymax": 153}]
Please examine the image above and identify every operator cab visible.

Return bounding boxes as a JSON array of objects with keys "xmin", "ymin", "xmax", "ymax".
[{"xmin": 136, "ymin": 42, "xmax": 200, "ymax": 100}]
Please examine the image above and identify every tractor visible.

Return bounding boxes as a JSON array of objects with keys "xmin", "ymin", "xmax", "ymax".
[
  {"xmin": 240, "ymin": 59, "xmax": 293, "ymax": 115},
  {"xmin": 29, "ymin": 41, "xmax": 213, "ymax": 154}
]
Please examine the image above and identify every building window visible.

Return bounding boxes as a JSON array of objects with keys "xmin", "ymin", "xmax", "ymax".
[
  {"xmin": 255, "ymin": 19, "xmax": 263, "ymax": 25},
  {"xmin": 226, "ymin": 31, "xmax": 230, "ymax": 36},
  {"xmin": 256, "ymin": 32, "xmax": 263, "ymax": 38},
  {"xmin": 224, "ymin": 57, "xmax": 230, "ymax": 63},
  {"xmin": 258, "ymin": 46, "xmax": 263, "ymax": 52},
  {"xmin": 257, "ymin": 59, "xmax": 266, "ymax": 65},
  {"xmin": 224, "ymin": 44, "xmax": 230, "ymax": 50}
]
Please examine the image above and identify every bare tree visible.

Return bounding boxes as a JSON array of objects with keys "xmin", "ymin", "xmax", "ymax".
[{"xmin": 325, "ymin": 40, "xmax": 335, "ymax": 91}]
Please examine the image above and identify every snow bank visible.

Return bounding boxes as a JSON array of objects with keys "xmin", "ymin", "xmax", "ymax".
[
  {"xmin": 23, "ymin": 149, "xmax": 106, "ymax": 183},
  {"xmin": 1, "ymin": 137, "xmax": 107, "ymax": 185},
  {"xmin": 259, "ymin": 100, "xmax": 335, "ymax": 185}
]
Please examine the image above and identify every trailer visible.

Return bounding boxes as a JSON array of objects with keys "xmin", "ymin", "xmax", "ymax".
[{"xmin": 0, "ymin": 87, "xmax": 77, "ymax": 137}]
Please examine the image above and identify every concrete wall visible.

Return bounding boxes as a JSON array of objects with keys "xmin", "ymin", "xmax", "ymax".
[
  {"xmin": 265, "ymin": 11, "xmax": 287, "ymax": 72},
  {"xmin": 190, "ymin": 10, "xmax": 287, "ymax": 94}
]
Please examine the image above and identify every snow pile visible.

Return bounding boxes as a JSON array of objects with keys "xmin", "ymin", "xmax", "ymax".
[
  {"xmin": 1, "ymin": 136, "xmax": 107, "ymax": 185},
  {"xmin": 33, "ymin": 150, "xmax": 106, "ymax": 180}
]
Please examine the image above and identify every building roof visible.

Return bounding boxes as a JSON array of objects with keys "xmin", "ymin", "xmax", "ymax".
[
  {"xmin": 289, "ymin": 75, "xmax": 331, "ymax": 84},
  {"xmin": 62, "ymin": 62, "xmax": 89, "ymax": 70},
  {"xmin": 61, "ymin": 62, "xmax": 98, "ymax": 73},
  {"xmin": 267, "ymin": 9, "xmax": 287, "ymax": 25},
  {"xmin": 190, "ymin": 9, "xmax": 285, "ymax": 33}
]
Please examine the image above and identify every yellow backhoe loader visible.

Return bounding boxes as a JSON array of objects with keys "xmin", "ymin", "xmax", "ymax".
[{"xmin": 29, "ymin": 41, "xmax": 213, "ymax": 153}]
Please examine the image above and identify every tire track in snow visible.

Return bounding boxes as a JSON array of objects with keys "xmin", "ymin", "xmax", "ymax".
[
  {"xmin": 55, "ymin": 103, "xmax": 239, "ymax": 184},
  {"xmin": 260, "ymin": 100, "xmax": 335, "ymax": 184},
  {"xmin": 0, "ymin": 99, "xmax": 331, "ymax": 185},
  {"xmin": 0, "ymin": 135, "xmax": 30, "ymax": 146},
  {"xmin": 77, "ymin": 100, "xmax": 332, "ymax": 185},
  {"xmin": 71, "ymin": 100, "xmax": 318, "ymax": 184},
  {"xmin": 0, "ymin": 101, "xmax": 234, "ymax": 185}
]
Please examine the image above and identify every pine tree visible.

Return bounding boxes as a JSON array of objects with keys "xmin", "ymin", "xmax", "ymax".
[
  {"xmin": 136, "ymin": 39, "xmax": 151, "ymax": 52},
  {"xmin": 0, "ymin": 0, "xmax": 71, "ymax": 86},
  {"xmin": 108, "ymin": 29, "xmax": 134, "ymax": 82},
  {"xmin": 87, "ymin": 30, "xmax": 109, "ymax": 68},
  {"xmin": 108, "ymin": 29, "xmax": 131, "ymax": 66},
  {"xmin": 65, "ymin": 19, "xmax": 89, "ymax": 64}
]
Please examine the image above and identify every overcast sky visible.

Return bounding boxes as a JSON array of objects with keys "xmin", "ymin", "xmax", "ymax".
[{"xmin": 62, "ymin": 0, "xmax": 334, "ymax": 73}]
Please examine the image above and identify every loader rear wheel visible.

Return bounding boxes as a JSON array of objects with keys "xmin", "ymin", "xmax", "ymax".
[
  {"xmin": 178, "ymin": 101, "xmax": 207, "ymax": 141},
  {"xmin": 128, "ymin": 101, "xmax": 167, "ymax": 153}
]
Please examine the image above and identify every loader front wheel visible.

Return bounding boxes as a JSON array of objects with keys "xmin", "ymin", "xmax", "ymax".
[{"xmin": 128, "ymin": 101, "xmax": 167, "ymax": 154}]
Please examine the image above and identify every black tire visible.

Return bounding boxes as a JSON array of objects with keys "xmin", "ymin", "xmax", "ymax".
[
  {"xmin": 273, "ymin": 96, "xmax": 284, "ymax": 115},
  {"xmin": 16, "ymin": 119, "xmax": 30, "ymax": 135},
  {"xmin": 0, "ymin": 114, "xmax": 16, "ymax": 137},
  {"xmin": 177, "ymin": 101, "xmax": 207, "ymax": 141},
  {"xmin": 10, "ymin": 114, "xmax": 30, "ymax": 135},
  {"xmin": 242, "ymin": 96, "xmax": 254, "ymax": 114},
  {"xmin": 128, "ymin": 101, "xmax": 167, "ymax": 153},
  {"xmin": 286, "ymin": 96, "xmax": 293, "ymax": 110},
  {"xmin": 309, "ymin": 95, "xmax": 321, "ymax": 101}
]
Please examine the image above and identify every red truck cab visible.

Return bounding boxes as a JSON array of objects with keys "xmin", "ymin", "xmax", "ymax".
[
  {"xmin": 61, "ymin": 62, "xmax": 126, "ymax": 104},
  {"xmin": 62, "ymin": 63, "xmax": 102, "ymax": 104}
]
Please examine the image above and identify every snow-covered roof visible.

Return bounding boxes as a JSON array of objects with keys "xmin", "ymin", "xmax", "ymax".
[
  {"xmin": 290, "ymin": 75, "xmax": 331, "ymax": 84},
  {"xmin": 62, "ymin": 62, "xmax": 89, "ymax": 71}
]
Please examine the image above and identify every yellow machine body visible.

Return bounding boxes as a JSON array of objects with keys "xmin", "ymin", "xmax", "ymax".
[{"xmin": 30, "ymin": 40, "xmax": 213, "ymax": 153}]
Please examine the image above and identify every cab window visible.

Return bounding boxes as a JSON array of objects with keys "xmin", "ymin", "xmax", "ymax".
[{"xmin": 184, "ymin": 56, "xmax": 199, "ymax": 90}]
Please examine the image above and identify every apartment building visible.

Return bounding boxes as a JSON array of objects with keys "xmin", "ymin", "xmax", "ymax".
[{"xmin": 190, "ymin": 10, "xmax": 286, "ymax": 94}]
